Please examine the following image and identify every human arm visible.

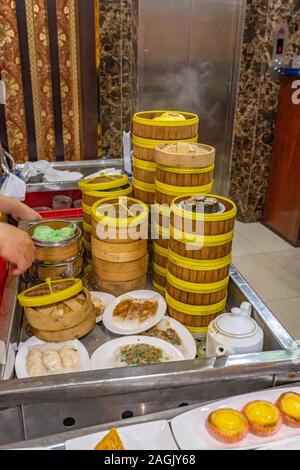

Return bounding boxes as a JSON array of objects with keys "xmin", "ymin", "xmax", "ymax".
[
  {"xmin": 0, "ymin": 195, "xmax": 42, "ymax": 221},
  {"xmin": 0, "ymin": 223, "xmax": 36, "ymax": 275}
]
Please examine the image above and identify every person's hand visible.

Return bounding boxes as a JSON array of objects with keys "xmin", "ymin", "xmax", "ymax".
[
  {"xmin": 11, "ymin": 202, "xmax": 42, "ymax": 221},
  {"xmin": 0, "ymin": 223, "xmax": 36, "ymax": 275}
]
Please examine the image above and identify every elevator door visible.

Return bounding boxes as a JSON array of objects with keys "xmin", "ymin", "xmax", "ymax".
[{"xmin": 137, "ymin": 0, "xmax": 245, "ymax": 195}]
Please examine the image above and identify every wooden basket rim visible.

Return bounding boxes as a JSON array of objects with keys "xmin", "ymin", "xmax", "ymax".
[{"xmin": 133, "ymin": 111, "xmax": 199, "ymax": 126}]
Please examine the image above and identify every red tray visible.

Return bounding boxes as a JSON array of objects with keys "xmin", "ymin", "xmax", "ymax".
[{"xmin": 39, "ymin": 208, "xmax": 83, "ymax": 219}]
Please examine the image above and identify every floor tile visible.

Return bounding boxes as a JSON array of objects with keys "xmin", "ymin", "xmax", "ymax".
[
  {"xmin": 232, "ymin": 253, "xmax": 300, "ymax": 302},
  {"xmin": 232, "ymin": 230, "xmax": 261, "ymax": 257},
  {"xmin": 236, "ymin": 222, "xmax": 293, "ymax": 252},
  {"xmin": 267, "ymin": 249, "xmax": 300, "ymax": 280},
  {"xmin": 267, "ymin": 297, "xmax": 300, "ymax": 341}
]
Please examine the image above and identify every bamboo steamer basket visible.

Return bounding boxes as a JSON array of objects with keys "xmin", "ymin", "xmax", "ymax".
[
  {"xmin": 28, "ymin": 220, "xmax": 83, "ymax": 263},
  {"xmin": 29, "ymin": 251, "xmax": 84, "ymax": 282},
  {"xmin": 92, "ymin": 237, "xmax": 147, "ymax": 262},
  {"xmin": 81, "ymin": 183, "xmax": 132, "ymax": 206},
  {"xmin": 83, "ymin": 221, "xmax": 92, "ymax": 243},
  {"xmin": 155, "ymin": 179, "xmax": 213, "ymax": 206},
  {"xmin": 78, "ymin": 173, "xmax": 128, "ymax": 193},
  {"xmin": 132, "ymin": 111, "xmax": 199, "ymax": 140},
  {"xmin": 166, "ymin": 294, "xmax": 227, "ymax": 333},
  {"xmin": 133, "ymin": 157, "xmax": 156, "ymax": 185},
  {"xmin": 132, "ymin": 135, "xmax": 198, "ymax": 162},
  {"xmin": 84, "ymin": 239, "xmax": 92, "ymax": 260},
  {"xmin": 155, "ymin": 142, "xmax": 215, "ymax": 168},
  {"xmin": 166, "ymin": 255, "xmax": 230, "ymax": 306},
  {"xmin": 93, "ymin": 254, "xmax": 148, "ymax": 282},
  {"xmin": 32, "ymin": 310, "xmax": 96, "ymax": 342},
  {"xmin": 170, "ymin": 194, "xmax": 237, "ymax": 259},
  {"xmin": 156, "ymin": 163, "xmax": 214, "ymax": 188},
  {"xmin": 92, "ymin": 196, "xmax": 149, "ymax": 243},
  {"xmin": 97, "ymin": 274, "xmax": 147, "ymax": 297},
  {"xmin": 132, "ymin": 177, "xmax": 155, "ymax": 205},
  {"xmin": 18, "ymin": 278, "xmax": 96, "ymax": 341}
]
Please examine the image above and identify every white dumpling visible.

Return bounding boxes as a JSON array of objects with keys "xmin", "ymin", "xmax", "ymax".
[
  {"xmin": 42, "ymin": 350, "xmax": 63, "ymax": 373},
  {"xmin": 59, "ymin": 346, "xmax": 79, "ymax": 369},
  {"xmin": 27, "ymin": 348, "xmax": 47, "ymax": 377}
]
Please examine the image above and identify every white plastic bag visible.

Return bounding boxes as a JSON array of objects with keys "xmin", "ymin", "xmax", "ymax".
[{"xmin": 0, "ymin": 173, "xmax": 26, "ymax": 201}]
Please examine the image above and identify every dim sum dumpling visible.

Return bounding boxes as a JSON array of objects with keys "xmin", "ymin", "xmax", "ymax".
[
  {"xmin": 27, "ymin": 348, "xmax": 47, "ymax": 377},
  {"xmin": 59, "ymin": 345, "xmax": 79, "ymax": 369},
  {"xmin": 42, "ymin": 350, "xmax": 63, "ymax": 373}
]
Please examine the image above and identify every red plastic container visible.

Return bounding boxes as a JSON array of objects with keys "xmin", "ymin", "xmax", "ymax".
[{"xmin": 24, "ymin": 189, "xmax": 83, "ymax": 219}]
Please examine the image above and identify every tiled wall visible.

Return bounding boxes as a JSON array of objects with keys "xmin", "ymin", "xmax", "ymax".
[
  {"xmin": 99, "ymin": 0, "xmax": 138, "ymax": 158},
  {"xmin": 230, "ymin": 0, "xmax": 300, "ymax": 222}
]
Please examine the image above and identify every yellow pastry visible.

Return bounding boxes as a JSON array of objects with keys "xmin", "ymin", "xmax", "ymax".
[
  {"xmin": 243, "ymin": 400, "xmax": 282, "ymax": 436},
  {"xmin": 94, "ymin": 428, "xmax": 125, "ymax": 450},
  {"xmin": 206, "ymin": 408, "xmax": 249, "ymax": 443},
  {"xmin": 276, "ymin": 392, "xmax": 300, "ymax": 427},
  {"xmin": 153, "ymin": 112, "xmax": 186, "ymax": 122}
]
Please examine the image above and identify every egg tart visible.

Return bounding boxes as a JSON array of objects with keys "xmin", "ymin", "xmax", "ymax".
[
  {"xmin": 243, "ymin": 400, "xmax": 282, "ymax": 436},
  {"xmin": 206, "ymin": 408, "xmax": 249, "ymax": 443},
  {"xmin": 276, "ymin": 392, "xmax": 300, "ymax": 427},
  {"xmin": 94, "ymin": 428, "xmax": 125, "ymax": 450}
]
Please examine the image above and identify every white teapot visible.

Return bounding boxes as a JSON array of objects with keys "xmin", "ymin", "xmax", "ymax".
[{"xmin": 206, "ymin": 302, "xmax": 264, "ymax": 357}]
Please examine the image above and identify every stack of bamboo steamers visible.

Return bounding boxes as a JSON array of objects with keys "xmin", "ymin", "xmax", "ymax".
[
  {"xmin": 132, "ymin": 111, "xmax": 199, "ymax": 205},
  {"xmin": 91, "ymin": 196, "xmax": 149, "ymax": 296},
  {"xmin": 79, "ymin": 173, "xmax": 132, "ymax": 259},
  {"xmin": 152, "ymin": 141, "xmax": 215, "ymax": 295},
  {"xmin": 166, "ymin": 195, "xmax": 237, "ymax": 333}
]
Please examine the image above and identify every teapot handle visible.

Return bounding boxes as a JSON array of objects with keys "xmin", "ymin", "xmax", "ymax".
[{"xmin": 240, "ymin": 301, "xmax": 252, "ymax": 317}]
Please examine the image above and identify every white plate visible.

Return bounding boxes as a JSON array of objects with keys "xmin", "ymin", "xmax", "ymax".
[
  {"xmin": 90, "ymin": 335, "xmax": 184, "ymax": 370},
  {"xmin": 171, "ymin": 385, "xmax": 300, "ymax": 450},
  {"xmin": 102, "ymin": 290, "xmax": 167, "ymax": 335},
  {"xmin": 142, "ymin": 316, "xmax": 197, "ymax": 360},
  {"xmin": 65, "ymin": 420, "xmax": 178, "ymax": 450},
  {"xmin": 257, "ymin": 435, "xmax": 300, "ymax": 450},
  {"xmin": 89, "ymin": 291, "xmax": 116, "ymax": 323},
  {"xmin": 15, "ymin": 336, "xmax": 90, "ymax": 379}
]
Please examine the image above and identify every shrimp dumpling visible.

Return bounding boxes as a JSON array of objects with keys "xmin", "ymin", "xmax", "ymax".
[
  {"xmin": 27, "ymin": 348, "xmax": 47, "ymax": 377},
  {"xmin": 59, "ymin": 345, "xmax": 79, "ymax": 369},
  {"xmin": 42, "ymin": 349, "xmax": 63, "ymax": 373}
]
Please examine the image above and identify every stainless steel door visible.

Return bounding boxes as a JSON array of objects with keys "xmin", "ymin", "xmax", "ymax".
[{"xmin": 137, "ymin": 0, "xmax": 246, "ymax": 194}]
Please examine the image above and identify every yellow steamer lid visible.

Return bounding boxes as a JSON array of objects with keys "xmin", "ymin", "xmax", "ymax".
[
  {"xmin": 78, "ymin": 173, "xmax": 128, "ymax": 192},
  {"xmin": 92, "ymin": 196, "xmax": 149, "ymax": 228},
  {"xmin": 18, "ymin": 278, "xmax": 83, "ymax": 308},
  {"xmin": 82, "ymin": 182, "xmax": 132, "ymax": 199},
  {"xmin": 133, "ymin": 111, "xmax": 199, "ymax": 127}
]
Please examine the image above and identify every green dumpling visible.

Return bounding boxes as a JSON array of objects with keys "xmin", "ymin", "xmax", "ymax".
[{"xmin": 33, "ymin": 226, "xmax": 56, "ymax": 242}]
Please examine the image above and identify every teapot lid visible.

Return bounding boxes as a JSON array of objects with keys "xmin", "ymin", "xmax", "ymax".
[{"xmin": 215, "ymin": 308, "xmax": 257, "ymax": 337}]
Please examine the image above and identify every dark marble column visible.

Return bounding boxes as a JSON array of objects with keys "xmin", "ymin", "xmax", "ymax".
[
  {"xmin": 230, "ymin": 0, "xmax": 300, "ymax": 222},
  {"xmin": 98, "ymin": 0, "xmax": 138, "ymax": 158}
]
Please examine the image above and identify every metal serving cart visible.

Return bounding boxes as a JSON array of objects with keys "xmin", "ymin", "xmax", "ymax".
[{"xmin": 0, "ymin": 160, "xmax": 299, "ymax": 446}]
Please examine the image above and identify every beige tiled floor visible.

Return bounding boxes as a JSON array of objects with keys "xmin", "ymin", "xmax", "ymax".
[{"xmin": 232, "ymin": 222, "xmax": 300, "ymax": 340}]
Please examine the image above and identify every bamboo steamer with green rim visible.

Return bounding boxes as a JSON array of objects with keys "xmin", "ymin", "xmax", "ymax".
[
  {"xmin": 132, "ymin": 111, "xmax": 199, "ymax": 140},
  {"xmin": 91, "ymin": 196, "xmax": 149, "ymax": 243},
  {"xmin": 132, "ymin": 134, "xmax": 198, "ymax": 162}
]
